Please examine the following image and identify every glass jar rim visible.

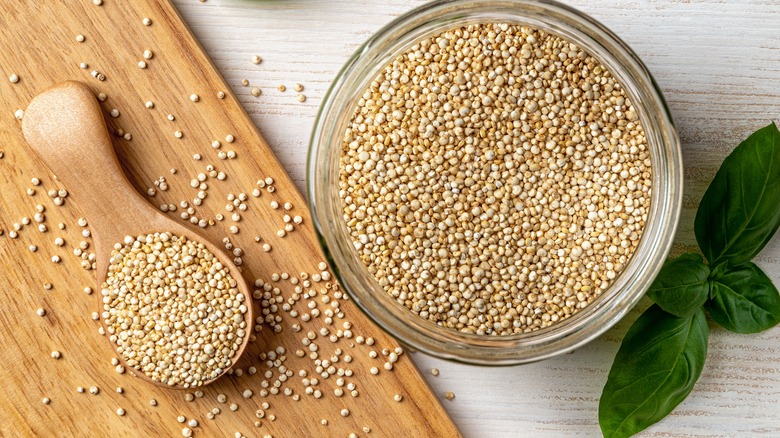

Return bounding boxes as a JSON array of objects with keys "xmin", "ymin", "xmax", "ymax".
[{"xmin": 308, "ymin": 0, "xmax": 683, "ymax": 365}]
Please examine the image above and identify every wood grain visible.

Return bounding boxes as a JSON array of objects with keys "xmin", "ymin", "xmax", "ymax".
[
  {"xmin": 170, "ymin": 0, "xmax": 780, "ymax": 437},
  {"xmin": 0, "ymin": 1, "xmax": 459, "ymax": 437}
]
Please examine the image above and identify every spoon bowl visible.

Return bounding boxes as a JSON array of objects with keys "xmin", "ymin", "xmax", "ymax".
[{"xmin": 22, "ymin": 81, "xmax": 253, "ymax": 388}]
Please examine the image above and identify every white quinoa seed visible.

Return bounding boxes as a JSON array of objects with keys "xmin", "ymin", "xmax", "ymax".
[
  {"xmin": 9, "ymin": 73, "xmax": 19, "ymax": 83},
  {"xmin": 101, "ymin": 232, "xmax": 247, "ymax": 387},
  {"xmin": 339, "ymin": 23, "xmax": 652, "ymax": 335}
]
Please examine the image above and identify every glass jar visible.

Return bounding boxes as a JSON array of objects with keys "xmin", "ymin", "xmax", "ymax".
[{"xmin": 308, "ymin": 0, "xmax": 683, "ymax": 365}]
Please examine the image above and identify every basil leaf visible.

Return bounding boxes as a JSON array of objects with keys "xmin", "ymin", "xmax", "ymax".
[
  {"xmin": 706, "ymin": 262, "xmax": 780, "ymax": 333},
  {"xmin": 599, "ymin": 306, "xmax": 708, "ymax": 438},
  {"xmin": 694, "ymin": 123, "xmax": 780, "ymax": 267},
  {"xmin": 646, "ymin": 253, "xmax": 710, "ymax": 317}
]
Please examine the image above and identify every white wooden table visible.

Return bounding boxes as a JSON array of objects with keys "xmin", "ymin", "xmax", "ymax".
[{"xmin": 173, "ymin": 1, "xmax": 780, "ymax": 436}]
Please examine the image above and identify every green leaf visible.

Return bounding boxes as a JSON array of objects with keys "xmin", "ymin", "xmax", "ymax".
[
  {"xmin": 706, "ymin": 262, "xmax": 780, "ymax": 333},
  {"xmin": 646, "ymin": 253, "xmax": 710, "ymax": 317},
  {"xmin": 694, "ymin": 123, "xmax": 780, "ymax": 267},
  {"xmin": 599, "ymin": 306, "xmax": 708, "ymax": 438}
]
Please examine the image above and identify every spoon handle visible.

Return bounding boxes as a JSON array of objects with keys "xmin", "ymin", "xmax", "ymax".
[{"xmin": 21, "ymin": 81, "xmax": 162, "ymax": 265}]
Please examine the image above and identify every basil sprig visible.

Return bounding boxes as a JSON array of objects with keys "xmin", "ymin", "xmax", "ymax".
[{"xmin": 599, "ymin": 122, "xmax": 780, "ymax": 437}]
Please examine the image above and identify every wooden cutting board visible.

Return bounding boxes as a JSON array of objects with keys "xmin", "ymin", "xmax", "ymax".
[{"xmin": 0, "ymin": 1, "xmax": 460, "ymax": 437}]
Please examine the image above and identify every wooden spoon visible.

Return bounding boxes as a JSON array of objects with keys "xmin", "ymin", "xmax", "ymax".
[{"xmin": 21, "ymin": 81, "xmax": 253, "ymax": 388}]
